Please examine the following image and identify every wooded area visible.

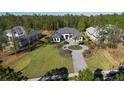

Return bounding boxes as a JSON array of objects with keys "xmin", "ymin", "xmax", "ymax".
[
  {"xmin": 0, "ymin": 12, "xmax": 124, "ymax": 50},
  {"xmin": 1, "ymin": 13, "xmax": 124, "ymax": 33}
]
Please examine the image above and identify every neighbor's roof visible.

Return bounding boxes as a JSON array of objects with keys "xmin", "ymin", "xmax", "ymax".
[
  {"xmin": 5, "ymin": 26, "xmax": 25, "ymax": 34},
  {"xmin": 12, "ymin": 26, "xmax": 25, "ymax": 34},
  {"xmin": 12, "ymin": 26, "xmax": 24, "ymax": 30},
  {"xmin": 86, "ymin": 27, "xmax": 99, "ymax": 38},
  {"xmin": 51, "ymin": 27, "xmax": 81, "ymax": 38}
]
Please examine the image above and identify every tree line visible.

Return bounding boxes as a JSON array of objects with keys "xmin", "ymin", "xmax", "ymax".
[
  {"xmin": 0, "ymin": 13, "xmax": 124, "ymax": 33},
  {"xmin": 1, "ymin": 12, "xmax": 124, "ymax": 50}
]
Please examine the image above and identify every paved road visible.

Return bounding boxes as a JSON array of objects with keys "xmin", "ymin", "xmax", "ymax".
[
  {"xmin": 72, "ymin": 50, "xmax": 87, "ymax": 73},
  {"xmin": 28, "ymin": 73, "xmax": 79, "ymax": 81},
  {"xmin": 28, "ymin": 78, "xmax": 40, "ymax": 81}
]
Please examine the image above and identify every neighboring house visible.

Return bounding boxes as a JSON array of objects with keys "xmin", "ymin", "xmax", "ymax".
[
  {"xmin": 86, "ymin": 27, "xmax": 99, "ymax": 42},
  {"xmin": 27, "ymin": 31, "xmax": 42, "ymax": 43},
  {"xmin": 5, "ymin": 26, "xmax": 42, "ymax": 48},
  {"xmin": 5, "ymin": 26, "xmax": 26, "ymax": 47},
  {"xmin": 51, "ymin": 27, "xmax": 83, "ymax": 42}
]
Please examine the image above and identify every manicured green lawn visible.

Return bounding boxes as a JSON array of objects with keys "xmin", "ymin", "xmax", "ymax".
[
  {"xmin": 10, "ymin": 45, "xmax": 73, "ymax": 78},
  {"xmin": 85, "ymin": 51, "xmax": 112, "ymax": 71}
]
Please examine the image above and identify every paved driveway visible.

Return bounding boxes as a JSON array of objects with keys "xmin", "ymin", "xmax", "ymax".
[
  {"xmin": 72, "ymin": 47, "xmax": 88, "ymax": 73},
  {"xmin": 62, "ymin": 39, "xmax": 89, "ymax": 73}
]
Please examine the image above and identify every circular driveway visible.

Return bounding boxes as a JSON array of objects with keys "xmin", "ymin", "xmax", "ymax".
[{"xmin": 62, "ymin": 40, "xmax": 89, "ymax": 73}]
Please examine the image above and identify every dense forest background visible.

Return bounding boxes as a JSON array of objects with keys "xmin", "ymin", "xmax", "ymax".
[{"xmin": 0, "ymin": 12, "xmax": 124, "ymax": 34}]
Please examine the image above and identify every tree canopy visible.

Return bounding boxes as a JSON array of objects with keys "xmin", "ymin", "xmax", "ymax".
[
  {"xmin": 0, "ymin": 12, "xmax": 124, "ymax": 34},
  {"xmin": 0, "ymin": 65, "xmax": 28, "ymax": 81}
]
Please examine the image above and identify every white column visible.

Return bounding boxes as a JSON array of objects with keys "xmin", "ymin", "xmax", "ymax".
[
  {"xmin": 62, "ymin": 34, "xmax": 66, "ymax": 40},
  {"xmin": 80, "ymin": 37, "xmax": 83, "ymax": 41}
]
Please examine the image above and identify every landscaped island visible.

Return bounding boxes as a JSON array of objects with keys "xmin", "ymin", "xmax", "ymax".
[{"xmin": 68, "ymin": 45, "xmax": 82, "ymax": 50}]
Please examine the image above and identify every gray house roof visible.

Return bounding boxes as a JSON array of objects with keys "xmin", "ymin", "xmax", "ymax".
[
  {"xmin": 4, "ymin": 26, "xmax": 25, "ymax": 35},
  {"xmin": 51, "ymin": 27, "xmax": 81, "ymax": 38},
  {"xmin": 12, "ymin": 26, "xmax": 26, "ymax": 35},
  {"xmin": 51, "ymin": 33, "xmax": 61, "ymax": 38},
  {"xmin": 86, "ymin": 27, "xmax": 99, "ymax": 38}
]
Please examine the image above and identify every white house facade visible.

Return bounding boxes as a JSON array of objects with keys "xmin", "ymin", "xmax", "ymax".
[
  {"xmin": 5, "ymin": 26, "xmax": 26, "ymax": 47},
  {"xmin": 51, "ymin": 27, "xmax": 83, "ymax": 42}
]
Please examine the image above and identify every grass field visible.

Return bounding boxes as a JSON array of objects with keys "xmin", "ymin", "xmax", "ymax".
[
  {"xmin": 10, "ymin": 45, "xmax": 73, "ymax": 78},
  {"xmin": 85, "ymin": 51, "xmax": 113, "ymax": 71}
]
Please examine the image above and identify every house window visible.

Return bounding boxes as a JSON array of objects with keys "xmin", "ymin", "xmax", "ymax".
[
  {"xmin": 53, "ymin": 38, "xmax": 55, "ymax": 41},
  {"xmin": 70, "ymin": 34, "xmax": 72, "ymax": 38},
  {"xmin": 55, "ymin": 38, "xmax": 57, "ymax": 41},
  {"xmin": 57, "ymin": 38, "xmax": 59, "ymax": 41},
  {"xmin": 65, "ymin": 35, "xmax": 68, "ymax": 39},
  {"xmin": 80, "ymin": 37, "xmax": 82, "ymax": 40},
  {"xmin": 14, "ymin": 31, "xmax": 16, "ymax": 34}
]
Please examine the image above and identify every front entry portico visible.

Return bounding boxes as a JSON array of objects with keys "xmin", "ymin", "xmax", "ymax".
[
  {"xmin": 65, "ymin": 35, "xmax": 69, "ymax": 39},
  {"xmin": 62, "ymin": 34, "xmax": 73, "ymax": 40}
]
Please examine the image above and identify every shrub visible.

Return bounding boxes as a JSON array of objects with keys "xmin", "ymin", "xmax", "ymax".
[
  {"xmin": 85, "ymin": 40, "xmax": 95, "ymax": 49},
  {"xmin": 113, "ymin": 73, "xmax": 124, "ymax": 81},
  {"xmin": 68, "ymin": 45, "xmax": 82, "ymax": 50},
  {"xmin": 59, "ymin": 49, "xmax": 72, "ymax": 57},
  {"xmin": 40, "ymin": 37, "xmax": 51, "ymax": 45},
  {"xmin": 79, "ymin": 41, "xmax": 84, "ymax": 45},
  {"xmin": 97, "ymin": 42, "xmax": 107, "ymax": 49},
  {"xmin": 83, "ymin": 49, "xmax": 92, "ymax": 58},
  {"xmin": 88, "ymin": 41, "xmax": 95, "ymax": 49},
  {"xmin": 55, "ymin": 43, "xmax": 63, "ymax": 49},
  {"xmin": 0, "ymin": 60, "xmax": 3, "ymax": 64},
  {"xmin": 94, "ymin": 69, "xmax": 103, "ymax": 81},
  {"xmin": 63, "ymin": 41, "xmax": 69, "ymax": 44},
  {"xmin": 0, "ymin": 65, "xmax": 28, "ymax": 81},
  {"xmin": 76, "ymin": 69, "xmax": 94, "ymax": 81},
  {"xmin": 107, "ymin": 43, "xmax": 117, "ymax": 49}
]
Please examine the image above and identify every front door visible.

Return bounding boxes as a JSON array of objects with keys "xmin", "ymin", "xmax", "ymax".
[{"xmin": 65, "ymin": 35, "xmax": 68, "ymax": 39}]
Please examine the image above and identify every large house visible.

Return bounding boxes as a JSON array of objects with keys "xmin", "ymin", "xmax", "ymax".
[
  {"xmin": 5, "ymin": 26, "xmax": 27, "ymax": 47},
  {"xmin": 5, "ymin": 26, "xmax": 42, "ymax": 48},
  {"xmin": 86, "ymin": 27, "xmax": 99, "ymax": 42},
  {"xmin": 51, "ymin": 27, "xmax": 83, "ymax": 42},
  {"xmin": 5, "ymin": 26, "xmax": 26, "ymax": 40}
]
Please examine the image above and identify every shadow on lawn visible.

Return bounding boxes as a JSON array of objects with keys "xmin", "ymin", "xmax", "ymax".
[{"xmin": 39, "ymin": 67, "xmax": 69, "ymax": 81}]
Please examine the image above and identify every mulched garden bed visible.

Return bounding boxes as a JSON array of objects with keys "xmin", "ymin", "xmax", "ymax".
[
  {"xmin": 59, "ymin": 48, "xmax": 72, "ymax": 57},
  {"xmin": 68, "ymin": 45, "xmax": 82, "ymax": 50}
]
